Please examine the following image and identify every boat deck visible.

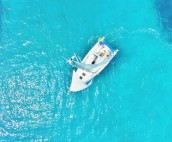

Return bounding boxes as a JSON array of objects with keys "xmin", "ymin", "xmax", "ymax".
[{"xmin": 76, "ymin": 43, "xmax": 114, "ymax": 83}]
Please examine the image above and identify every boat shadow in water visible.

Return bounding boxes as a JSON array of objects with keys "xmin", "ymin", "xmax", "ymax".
[{"xmin": 155, "ymin": 0, "xmax": 172, "ymax": 42}]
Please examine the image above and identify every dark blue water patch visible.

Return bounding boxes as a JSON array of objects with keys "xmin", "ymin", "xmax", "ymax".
[
  {"xmin": 156, "ymin": 0, "xmax": 172, "ymax": 31},
  {"xmin": 155, "ymin": 0, "xmax": 172, "ymax": 42}
]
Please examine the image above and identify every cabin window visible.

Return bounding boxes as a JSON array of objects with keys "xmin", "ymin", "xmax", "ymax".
[
  {"xmin": 82, "ymin": 73, "xmax": 86, "ymax": 76},
  {"xmin": 79, "ymin": 76, "xmax": 83, "ymax": 79}
]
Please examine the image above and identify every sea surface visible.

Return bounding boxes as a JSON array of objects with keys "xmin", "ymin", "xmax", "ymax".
[{"xmin": 0, "ymin": 0, "xmax": 172, "ymax": 142}]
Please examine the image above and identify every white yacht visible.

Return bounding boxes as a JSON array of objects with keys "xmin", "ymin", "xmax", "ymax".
[{"xmin": 67, "ymin": 37, "xmax": 119, "ymax": 92}]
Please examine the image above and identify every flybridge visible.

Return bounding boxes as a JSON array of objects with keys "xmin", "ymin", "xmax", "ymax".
[{"xmin": 68, "ymin": 37, "xmax": 119, "ymax": 92}]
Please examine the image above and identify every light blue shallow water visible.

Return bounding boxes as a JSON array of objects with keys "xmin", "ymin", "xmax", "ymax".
[{"xmin": 0, "ymin": 0, "xmax": 172, "ymax": 141}]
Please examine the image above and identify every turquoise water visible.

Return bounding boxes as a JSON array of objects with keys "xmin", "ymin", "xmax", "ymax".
[{"xmin": 1, "ymin": 0, "xmax": 172, "ymax": 141}]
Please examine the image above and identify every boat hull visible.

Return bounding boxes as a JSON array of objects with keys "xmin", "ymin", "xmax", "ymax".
[{"xmin": 69, "ymin": 39, "xmax": 119, "ymax": 92}]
